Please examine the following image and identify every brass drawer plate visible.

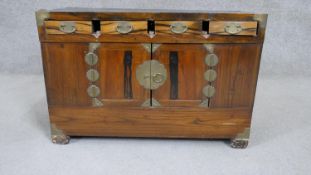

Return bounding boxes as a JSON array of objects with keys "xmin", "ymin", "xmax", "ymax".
[{"xmin": 209, "ymin": 21, "xmax": 258, "ymax": 36}]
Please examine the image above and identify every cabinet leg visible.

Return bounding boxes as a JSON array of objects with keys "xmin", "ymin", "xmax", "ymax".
[
  {"xmin": 51, "ymin": 124, "xmax": 70, "ymax": 144},
  {"xmin": 230, "ymin": 128, "xmax": 250, "ymax": 149}
]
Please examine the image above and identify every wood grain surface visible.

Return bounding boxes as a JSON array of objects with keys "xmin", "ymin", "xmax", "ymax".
[
  {"xmin": 50, "ymin": 106, "xmax": 251, "ymax": 138},
  {"xmin": 44, "ymin": 21, "xmax": 92, "ymax": 34}
]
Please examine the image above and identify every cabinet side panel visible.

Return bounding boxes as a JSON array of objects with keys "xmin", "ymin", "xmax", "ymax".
[
  {"xmin": 210, "ymin": 44, "xmax": 262, "ymax": 108},
  {"xmin": 41, "ymin": 43, "xmax": 90, "ymax": 106}
]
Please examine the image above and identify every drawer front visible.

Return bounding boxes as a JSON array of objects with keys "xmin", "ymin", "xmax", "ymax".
[
  {"xmin": 101, "ymin": 21, "xmax": 147, "ymax": 35},
  {"xmin": 44, "ymin": 21, "xmax": 92, "ymax": 34},
  {"xmin": 155, "ymin": 21, "xmax": 201, "ymax": 35},
  {"xmin": 209, "ymin": 21, "xmax": 258, "ymax": 36}
]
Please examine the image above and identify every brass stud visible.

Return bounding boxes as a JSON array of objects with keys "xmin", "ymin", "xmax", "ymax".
[
  {"xmin": 87, "ymin": 85, "xmax": 100, "ymax": 98},
  {"xmin": 85, "ymin": 52, "xmax": 98, "ymax": 66},
  {"xmin": 204, "ymin": 69, "xmax": 217, "ymax": 82},
  {"xmin": 205, "ymin": 54, "xmax": 219, "ymax": 67},
  {"xmin": 86, "ymin": 69, "xmax": 99, "ymax": 82},
  {"xmin": 202, "ymin": 85, "xmax": 215, "ymax": 98}
]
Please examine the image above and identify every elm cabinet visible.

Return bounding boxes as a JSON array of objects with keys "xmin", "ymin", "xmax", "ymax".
[{"xmin": 36, "ymin": 9, "xmax": 267, "ymax": 148}]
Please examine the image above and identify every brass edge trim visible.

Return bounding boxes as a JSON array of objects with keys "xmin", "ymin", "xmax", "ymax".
[
  {"xmin": 204, "ymin": 44, "xmax": 214, "ymax": 53},
  {"xmin": 152, "ymin": 44, "xmax": 161, "ymax": 53},
  {"xmin": 142, "ymin": 43, "xmax": 151, "ymax": 53},
  {"xmin": 234, "ymin": 128, "xmax": 250, "ymax": 141},
  {"xmin": 35, "ymin": 9, "xmax": 50, "ymax": 27},
  {"xmin": 141, "ymin": 98, "xmax": 161, "ymax": 107},
  {"xmin": 92, "ymin": 98, "xmax": 104, "ymax": 107},
  {"xmin": 89, "ymin": 43, "xmax": 101, "ymax": 52}
]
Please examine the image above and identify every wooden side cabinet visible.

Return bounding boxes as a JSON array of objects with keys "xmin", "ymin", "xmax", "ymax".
[{"xmin": 36, "ymin": 9, "xmax": 267, "ymax": 148}]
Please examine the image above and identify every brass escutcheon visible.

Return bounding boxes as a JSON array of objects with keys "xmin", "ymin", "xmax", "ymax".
[
  {"xmin": 170, "ymin": 22, "xmax": 188, "ymax": 34},
  {"xmin": 116, "ymin": 21, "xmax": 133, "ymax": 34},
  {"xmin": 59, "ymin": 21, "xmax": 76, "ymax": 33},
  {"xmin": 224, "ymin": 23, "xmax": 243, "ymax": 34},
  {"xmin": 85, "ymin": 52, "xmax": 98, "ymax": 66}
]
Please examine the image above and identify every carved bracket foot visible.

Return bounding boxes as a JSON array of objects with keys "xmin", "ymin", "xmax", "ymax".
[
  {"xmin": 51, "ymin": 135, "xmax": 70, "ymax": 144},
  {"xmin": 230, "ymin": 138, "xmax": 248, "ymax": 149},
  {"xmin": 230, "ymin": 128, "xmax": 250, "ymax": 149}
]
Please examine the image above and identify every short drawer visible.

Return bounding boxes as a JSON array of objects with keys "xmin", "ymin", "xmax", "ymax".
[
  {"xmin": 209, "ymin": 21, "xmax": 258, "ymax": 36},
  {"xmin": 155, "ymin": 21, "xmax": 201, "ymax": 35},
  {"xmin": 44, "ymin": 21, "xmax": 92, "ymax": 34},
  {"xmin": 101, "ymin": 21, "xmax": 147, "ymax": 34}
]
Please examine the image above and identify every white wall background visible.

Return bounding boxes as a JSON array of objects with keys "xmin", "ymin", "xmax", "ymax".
[{"xmin": 0, "ymin": 0, "xmax": 310, "ymax": 77}]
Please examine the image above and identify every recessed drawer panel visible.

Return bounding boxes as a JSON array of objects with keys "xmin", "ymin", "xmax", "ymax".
[
  {"xmin": 209, "ymin": 21, "xmax": 258, "ymax": 36},
  {"xmin": 101, "ymin": 21, "xmax": 147, "ymax": 34},
  {"xmin": 44, "ymin": 21, "xmax": 92, "ymax": 34},
  {"xmin": 156, "ymin": 21, "xmax": 201, "ymax": 35}
]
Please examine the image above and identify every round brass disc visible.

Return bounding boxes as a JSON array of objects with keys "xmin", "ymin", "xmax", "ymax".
[
  {"xmin": 86, "ymin": 69, "xmax": 99, "ymax": 82},
  {"xmin": 205, "ymin": 54, "xmax": 219, "ymax": 67},
  {"xmin": 204, "ymin": 69, "xmax": 217, "ymax": 82},
  {"xmin": 85, "ymin": 52, "xmax": 98, "ymax": 66},
  {"xmin": 202, "ymin": 85, "xmax": 215, "ymax": 98},
  {"xmin": 87, "ymin": 85, "xmax": 100, "ymax": 98},
  {"xmin": 116, "ymin": 21, "xmax": 133, "ymax": 34}
]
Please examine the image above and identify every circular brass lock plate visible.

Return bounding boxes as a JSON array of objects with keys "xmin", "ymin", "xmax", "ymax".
[
  {"xmin": 86, "ymin": 69, "xmax": 99, "ymax": 82},
  {"xmin": 202, "ymin": 85, "xmax": 215, "ymax": 98},
  {"xmin": 85, "ymin": 52, "xmax": 98, "ymax": 66},
  {"xmin": 87, "ymin": 85, "xmax": 100, "ymax": 97},
  {"xmin": 205, "ymin": 54, "xmax": 219, "ymax": 67},
  {"xmin": 116, "ymin": 21, "xmax": 133, "ymax": 34},
  {"xmin": 59, "ymin": 21, "xmax": 76, "ymax": 34},
  {"xmin": 224, "ymin": 23, "xmax": 242, "ymax": 34},
  {"xmin": 170, "ymin": 22, "xmax": 188, "ymax": 34},
  {"xmin": 204, "ymin": 69, "xmax": 217, "ymax": 82},
  {"xmin": 136, "ymin": 60, "xmax": 167, "ymax": 90}
]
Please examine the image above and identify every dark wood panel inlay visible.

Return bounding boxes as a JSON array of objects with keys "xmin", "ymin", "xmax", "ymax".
[
  {"xmin": 124, "ymin": 50, "xmax": 133, "ymax": 99},
  {"xmin": 169, "ymin": 51, "xmax": 178, "ymax": 99}
]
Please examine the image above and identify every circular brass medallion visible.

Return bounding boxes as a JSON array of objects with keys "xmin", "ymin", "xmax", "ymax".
[
  {"xmin": 204, "ymin": 69, "xmax": 217, "ymax": 82},
  {"xmin": 205, "ymin": 54, "xmax": 219, "ymax": 67},
  {"xmin": 136, "ymin": 60, "xmax": 167, "ymax": 90},
  {"xmin": 85, "ymin": 52, "xmax": 98, "ymax": 66},
  {"xmin": 86, "ymin": 69, "xmax": 99, "ymax": 82},
  {"xmin": 87, "ymin": 85, "xmax": 100, "ymax": 97},
  {"xmin": 202, "ymin": 85, "xmax": 215, "ymax": 98}
]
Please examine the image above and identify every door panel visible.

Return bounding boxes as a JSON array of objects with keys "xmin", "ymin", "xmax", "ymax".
[
  {"xmin": 97, "ymin": 43, "xmax": 150, "ymax": 107},
  {"xmin": 152, "ymin": 44, "xmax": 208, "ymax": 107}
]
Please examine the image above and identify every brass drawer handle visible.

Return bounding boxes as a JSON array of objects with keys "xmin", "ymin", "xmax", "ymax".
[
  {"xmin": 59, "ymin": 21, "xmax": 76, "ymax": 33},
  {"xmin": 116, "ymin": 21, "xmax": 133, "ymax": 34},
  {"xmin": 170, "ymin": 22, "xmax": 188, "ymax": 34},
  {"xmin": 224, "ymin": 23, "xmax": 243, "ymax": 34}
]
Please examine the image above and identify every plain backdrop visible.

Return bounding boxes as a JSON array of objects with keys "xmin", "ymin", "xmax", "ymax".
[{"xmin": 0, "ymin": 1, "xmax": 311, "ymax": 175}]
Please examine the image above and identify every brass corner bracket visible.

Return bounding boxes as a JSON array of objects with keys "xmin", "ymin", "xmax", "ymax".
[{"xmin": 35, "ymin": 9, "xmax": 50, "ymax": 27}]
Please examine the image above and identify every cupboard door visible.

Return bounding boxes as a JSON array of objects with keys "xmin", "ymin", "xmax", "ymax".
[
  {"xmin": 151, "ymin": 43, "xmax": 261, "ymax": 108},
  {"xmin": 97, "ymin": 43, "xmax": 150, "ymax": 107},
  {"xmin": 151, "ymin": 44, "xmax": 208, "ymax": 107},
  {"xmin": 42, "ymin": 43, "xmax": 150, "ymax": 107}
]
